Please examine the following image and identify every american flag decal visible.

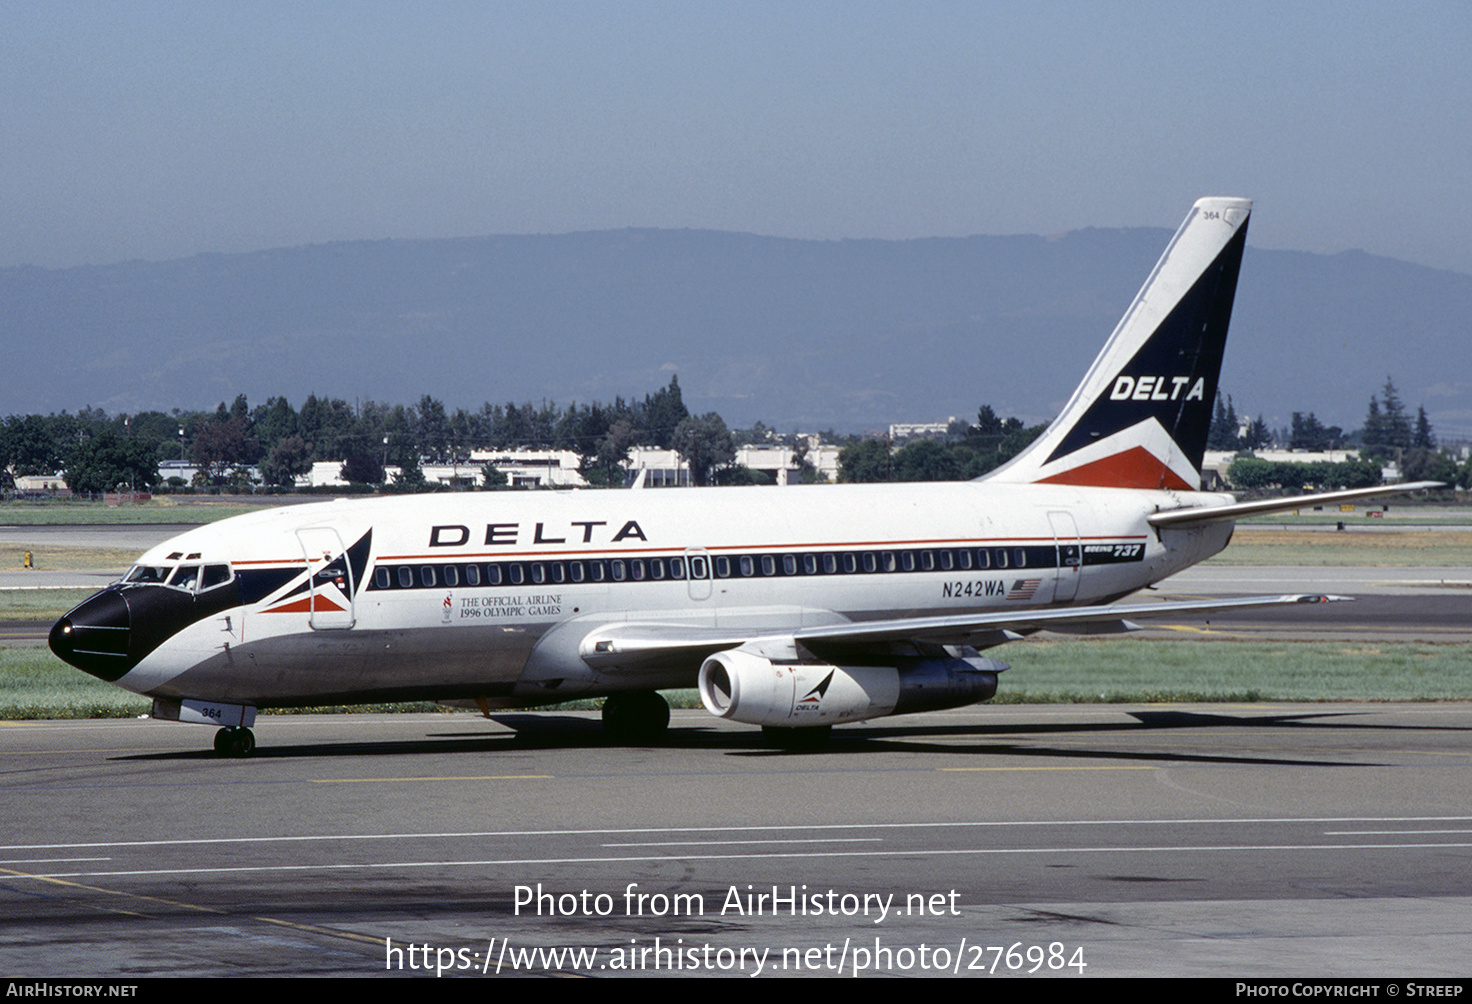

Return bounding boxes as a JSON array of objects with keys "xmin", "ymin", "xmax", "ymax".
[{"xmin": 1006, "ymin": 578, "xmax": 1043, "ymax": 601}]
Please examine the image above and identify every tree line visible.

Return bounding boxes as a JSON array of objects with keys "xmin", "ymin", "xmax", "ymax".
[
  {"xmin": 1209, "ymin": 377, "xmax": 1466, "ymax": 489},
  {"xmin": 0, "ymin": 377, "xmax": 760, "ymax": 494},
  {"xmin": 4, "ymin": 375, "xmax": 1467, "ymax": 495},
  {"xmin": 836, "ymin": 406, "xmax": 1045, "ymax": 483}
]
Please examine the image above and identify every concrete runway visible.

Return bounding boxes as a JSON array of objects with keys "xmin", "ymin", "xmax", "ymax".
[
  {"xmin": 3, "ymin": 705, "xmax": 1471, "ymax": 978},
  {"xmin": 1144, "ymin": 566, "xmax": 1472, "ymax": 642}
]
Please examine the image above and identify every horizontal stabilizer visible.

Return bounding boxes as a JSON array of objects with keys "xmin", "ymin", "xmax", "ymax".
[{"xmin": 1148, "ymin": 482, "xmax": 1445, "ymax": 528}]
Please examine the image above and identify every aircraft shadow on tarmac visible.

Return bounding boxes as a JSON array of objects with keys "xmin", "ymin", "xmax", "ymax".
[{"xmin": 108, "ymin": 706, "xmax": 1456, "ymax": 768}]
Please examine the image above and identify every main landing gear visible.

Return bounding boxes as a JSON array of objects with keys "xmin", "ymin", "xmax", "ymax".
[
  {"xmin": 213, "ymin": 726, "xmax": 256, "ymax": 758},
  {"xmin": 601, "ymin": 691, "xmax": 670, "ymax": 743}
]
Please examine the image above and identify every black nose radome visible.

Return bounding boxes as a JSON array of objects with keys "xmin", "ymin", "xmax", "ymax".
[{"xmin": 50, "ymin": 590, "xmax": 133, "ymax": 682}]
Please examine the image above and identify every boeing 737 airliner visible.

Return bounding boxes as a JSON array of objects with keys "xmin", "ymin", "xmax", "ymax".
[{"xmin": 49, "ymin": 199, "xmax": 1437, "ymax": 756}]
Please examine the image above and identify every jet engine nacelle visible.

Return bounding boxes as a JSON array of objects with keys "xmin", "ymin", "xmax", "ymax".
[{"xmin": 697, "ymin": 648, "xmax": 1006, "ymax": 728}]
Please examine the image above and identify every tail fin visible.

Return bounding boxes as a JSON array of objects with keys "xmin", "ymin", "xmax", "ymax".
[{"xmin": 983, "ymin": 197, "xmax": 1251, "ymax": 491}]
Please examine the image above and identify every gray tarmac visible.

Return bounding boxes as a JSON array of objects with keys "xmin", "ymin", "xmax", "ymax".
[
  {"xmin": 1143, "ymin": 566, "xmax": 1472, "ymax": 643},
  {"xmin": 2, "ymin": 705, "xmax": 1470, "ymax": 978}
]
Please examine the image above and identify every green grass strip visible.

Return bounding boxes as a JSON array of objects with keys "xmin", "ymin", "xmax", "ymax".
[
  {"xmin": 995, "ymin": 638, "xmax": 1472, "ymax": 702},
  {"xmin": 0, "ymin": 588, "xmax": 92, "ymax": 621}
]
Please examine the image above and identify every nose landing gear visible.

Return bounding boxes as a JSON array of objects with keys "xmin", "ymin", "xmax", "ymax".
[{"xmin": 213, "ymin": 726, "xmax": 256, "ymax": 758}]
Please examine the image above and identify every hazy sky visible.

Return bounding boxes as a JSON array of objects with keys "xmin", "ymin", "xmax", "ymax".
[{"xmin": 4, "ymin": 1, "xmax": 1470, "ymax": 273}]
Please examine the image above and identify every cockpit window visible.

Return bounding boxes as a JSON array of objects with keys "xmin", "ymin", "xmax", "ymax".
[
  {"xmin": 124, "ymin": 564, "xmax": 172, "ymax": 585},
  {"xmin": 167, "ymin": 565, "xmax": 201, "ymax": 591},
  {"xmin": 199, "ymin": 564, "xmax": 233, "ymax": 591},
  {"xmin": 124, "ymin": 561, "xmax": 231, "ymax": 593}
]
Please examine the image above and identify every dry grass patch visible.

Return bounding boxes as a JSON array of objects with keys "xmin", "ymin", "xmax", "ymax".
[
  {"xmin": 0, "ymin": 544, "xmax": 138, "ymax": 571},
  {"xmin": 1210, "ymin": 529, "xmax": 1472, "ymax": 566}
]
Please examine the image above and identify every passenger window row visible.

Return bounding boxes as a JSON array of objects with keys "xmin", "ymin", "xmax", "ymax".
[
  {"xmin": 373, "ymin": 555, "xmax": 690, "ymax": 590},
  {"xmin": 368, "ymin": 545, "xmax": 1058, "ymax": 592}
]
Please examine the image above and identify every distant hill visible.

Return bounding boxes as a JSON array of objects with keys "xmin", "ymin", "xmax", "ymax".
[{"xmin": 4, "ymin": 228, "xmax": 1469, "ymax": 436}]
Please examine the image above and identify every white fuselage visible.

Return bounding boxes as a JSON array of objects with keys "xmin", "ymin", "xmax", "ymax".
[{"xmin": 106, "ymin": 482, "xmax": 1234, "ymax": 708}]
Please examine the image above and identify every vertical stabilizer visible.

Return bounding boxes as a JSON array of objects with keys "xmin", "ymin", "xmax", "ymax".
[{"xmin": 983, "ymin": 198, "xmax": 1251, "ymax": 490}]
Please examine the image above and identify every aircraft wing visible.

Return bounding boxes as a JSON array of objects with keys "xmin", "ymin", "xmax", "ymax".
[
  {"xmin": 1148, "ymin": 482, "xmax": 1443, "ymax": 528},
  {"xmin": 578, "ymin": 593, "xmax": 1346, "ymax": 669}
]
